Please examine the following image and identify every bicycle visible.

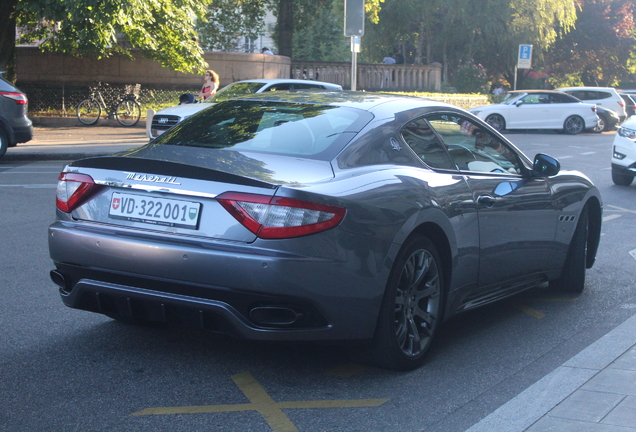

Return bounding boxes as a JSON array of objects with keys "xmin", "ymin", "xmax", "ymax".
[{"xmin": 76, "ymin": 82, "xmax": 142, "ymax": 126}]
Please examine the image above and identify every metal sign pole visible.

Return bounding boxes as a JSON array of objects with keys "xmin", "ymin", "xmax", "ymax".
[{"xmin": 351, "ymin": 36, "xmax": 359, "ymax": 91}]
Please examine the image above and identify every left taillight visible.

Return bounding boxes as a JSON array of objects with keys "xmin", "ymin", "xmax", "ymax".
[
  {"xmin": 217, "ymin": 192, "xmax": 346, "ymax": 239},
  {"xmin": 56, "ymin": 173, "xmax": 99, "ymax": 213}
]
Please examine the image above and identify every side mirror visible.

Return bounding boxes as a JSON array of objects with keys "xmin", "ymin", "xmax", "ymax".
[
  {"xmin": 515, "ymin": 100, "xmax": 524, "ymax": 107},
  {"xmin": 533, "ymin": 153, "xmax": 560, "ymax": 177}
]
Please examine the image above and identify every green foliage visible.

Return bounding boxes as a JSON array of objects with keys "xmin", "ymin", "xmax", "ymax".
[
  {"xmin": 197, "ymin": 0, "xmax": 267, "ymax": 51},
  {"xmin": 451, "ymin": 62, "xmax": 490, "ymax": 94},
  {"xmin": 15, "ymin": 0, "xmax": 212, "ymax": 73},
  {"xmin": 292, "ymin": 4, "xmax": 350, "ymax": 61}
]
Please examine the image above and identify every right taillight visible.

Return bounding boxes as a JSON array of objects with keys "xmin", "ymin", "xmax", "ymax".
[
  {"xmin": 217, "ymin": 192, "xmax": 346, "ymax": 239},
  {"xmin": 56, "ymin": 173, "xmax": 100, "ymax": 213},
  {"xmin": 0, "ymin": 92, "xmax": 27, "ymax": 105}
]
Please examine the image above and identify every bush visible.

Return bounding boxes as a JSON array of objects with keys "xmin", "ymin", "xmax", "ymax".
[{"xmin": 452, "ymin": 61, "xmax": 490, "ymax": 94}]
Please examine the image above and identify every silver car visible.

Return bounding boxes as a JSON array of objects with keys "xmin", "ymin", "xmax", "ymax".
[{"xmin": 49, "ymin": 91, "xmax": 602, "ymax": 370}]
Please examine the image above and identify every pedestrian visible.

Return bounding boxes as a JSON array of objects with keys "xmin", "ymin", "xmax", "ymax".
[
  {"xmin": 261, "ymin": 47, "xmax": 274, "ymax": 55},
  {"xmin": 197, "ymin": 70, "xmax": 219, "ymax": 101},
  {"xmin": 381, "ymin": 53, "xmax": 396, "ymax": 88}
]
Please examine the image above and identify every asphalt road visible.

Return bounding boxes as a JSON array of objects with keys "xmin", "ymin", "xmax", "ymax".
[{"xmin": 1, "ymin": 128, "xmax": 635, "ymax": 432}]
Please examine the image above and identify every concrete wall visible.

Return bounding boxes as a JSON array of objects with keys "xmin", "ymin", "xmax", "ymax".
[{"xmin": 16, "ymin": 47, "xmax": 291, "ymax": 89}]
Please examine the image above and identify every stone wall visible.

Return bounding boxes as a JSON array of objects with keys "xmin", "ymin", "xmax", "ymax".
[{"xmin": 16, "ymin": 47, "xmax": 291, "ymax": 89}]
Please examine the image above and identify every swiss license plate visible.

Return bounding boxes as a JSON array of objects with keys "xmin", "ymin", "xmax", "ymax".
[{"xmin": 109, "ymin": 192, "xmax": 201, "ymax": 229}]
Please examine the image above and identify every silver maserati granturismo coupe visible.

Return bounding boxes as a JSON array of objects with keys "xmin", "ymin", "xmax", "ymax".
[{"xmin": 49, "ymin": 91, "xmax": 602, "ymax": 370}]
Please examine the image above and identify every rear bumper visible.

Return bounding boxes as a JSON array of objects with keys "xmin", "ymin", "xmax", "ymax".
[
  {"xmin": 48, "ymin": 221, "xmax": 389, "ymax": 341},
  {"xmin": 13, "ymin": 123, "xmax": 33, "ymax": 144}
]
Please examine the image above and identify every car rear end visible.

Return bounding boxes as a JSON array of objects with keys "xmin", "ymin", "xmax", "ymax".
[
  {"xmin": 49, "ymin": 97, "xmax": 386, "ymax": 341},
  {"xmin": 0, "ymin": 75, "xmax": 33, "ymax": 155},
  {"xmin": 612, "ymin": 117, "xmax": 636, "ymax": 185}
]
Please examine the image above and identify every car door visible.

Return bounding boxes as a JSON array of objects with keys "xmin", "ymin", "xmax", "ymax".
[
  {"xmin": 425, "ymin": 113, "xmax": 559, "ymax": 288},
  {"xmin": 507, "ymin": 93, "xmax": 556, "ymax": 129}
]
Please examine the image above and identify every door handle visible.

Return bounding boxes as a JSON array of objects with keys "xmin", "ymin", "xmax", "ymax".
[{"xmin": 477, "ymin": 195, "xmax": 497, "ymax": 208}]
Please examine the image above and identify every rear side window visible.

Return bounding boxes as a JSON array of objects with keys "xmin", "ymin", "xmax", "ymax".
[
  {"xmin": 0, "ymin": 76, "xmax": 16, "ymax": 92},
  {"xmin": 155, "ymin": 100, "xmax": 373, "ymax": 160}
]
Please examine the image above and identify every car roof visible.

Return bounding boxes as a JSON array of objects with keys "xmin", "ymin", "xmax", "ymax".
[
  {"xmin": 510, "ymin": 89, "xmax": 576, "ymax": 94},
  {"xmin": 228, "ymin": 78, "xmax": 342, "ymax": 88},
  {"xmin": 223, "ymin": 90, "xmax": 457, "ymax": 113},
  {"xmin": 557, "ymin": 86, "xmax": 619, "ymax": 92}
]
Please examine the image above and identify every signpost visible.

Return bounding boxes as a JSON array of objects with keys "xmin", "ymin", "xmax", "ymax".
[
  {"xmin": 514, "ymin": 44, "xmax": 532, "ymax": 90},
  {"xmin": 344, "ymin": 0, "xmax": 364, "ymax": 90}
]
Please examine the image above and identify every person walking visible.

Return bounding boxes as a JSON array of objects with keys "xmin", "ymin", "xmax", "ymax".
[
  {"xmin": 381, "ymin": 53, "xmax": 396, "ymax": 89},
  {"xmin": 197, "ymin": 70, "xmax": 219, "ymax": 101}
]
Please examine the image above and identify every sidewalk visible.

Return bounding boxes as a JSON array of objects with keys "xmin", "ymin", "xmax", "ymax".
[
  {"xmin": 465, "ymin": 311, "xmax": 636, "ymax": 431},
  {"xmin": 3, "ymin": 121, "xmax": 636, "ymax": 432},
  {"xmin": 2, "ymin": 117, "xmax": 149, "ymax": 161}
]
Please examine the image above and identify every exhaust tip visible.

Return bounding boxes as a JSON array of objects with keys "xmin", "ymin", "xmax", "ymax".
[
  {"xmin": 50, "ymin": 270, "xmax": 69, "ymax": 293},
  {"xmin": 249, "ymin": 306, "xmax": 304, "ymax": 326}
]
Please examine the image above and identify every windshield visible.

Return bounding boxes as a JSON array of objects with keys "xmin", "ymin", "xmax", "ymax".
[
  {"xmin": 154, "ymin": 100, "xmax": 374, "ymax": 160},
  {"xmin": 206, "ymin": 82, "xmax": 267, "ymax": 103},
  {"xmin": 501, "ymin": 92, "xmax": 525, "ymax": 105}
]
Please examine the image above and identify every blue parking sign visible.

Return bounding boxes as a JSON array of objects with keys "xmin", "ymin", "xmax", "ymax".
[{"xmin": 518, "ymin": 44, "xmax": 533, "ymax": 69}]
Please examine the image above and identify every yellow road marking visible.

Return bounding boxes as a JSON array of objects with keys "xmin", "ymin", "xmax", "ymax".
[
  {"xmin": 516, "ymin": 304, "xmax": 545, "ymax": 319},
  {"xmin": 327, "ymin": 363, "xmax": 369, "ymax": 377},
  {"xmin": 132, "ymin": 371, "xmax": 390, "ymax": 432}
]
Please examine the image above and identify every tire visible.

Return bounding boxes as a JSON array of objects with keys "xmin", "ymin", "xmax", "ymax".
[
  {"xmin": 0, "ymin": 128, "xmax": 8, "ymax": 159},
  {"xmin": 115, "ymin": 100, "xmax": 141, "ymax": 126},
  {"xmin": 485, "ymin": 114, "xmax": 505, "ymax": 132},
  {"xmin": 551, "ymin": 206, "xmax": 589, "ymax": 293},
  {"xmin": 368, "ymin": 236, "xmax": 444, "ymax": 370},
  {"xmin": 76, "ymin": 99, "xmax": 101, "ymax": 125},
  {"xmin": 612, "ymin": 170, "xmax": 634, "ymax": 186},
  {"xmin": 564, "ymin": 115, "xmax": 584, "ymax": 134},
  {"xmin": 592, "ymin": 115, "xmax": 606, "ymax": 133}
]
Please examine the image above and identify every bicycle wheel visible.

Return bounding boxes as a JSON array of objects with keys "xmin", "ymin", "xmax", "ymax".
[
  {"xmin": 115, "ymin": 100, "xmax": 141, "ymax": 126},
  {"xmin": 76, "ymin": 99, "xmax": 101, "ymax": 125}
]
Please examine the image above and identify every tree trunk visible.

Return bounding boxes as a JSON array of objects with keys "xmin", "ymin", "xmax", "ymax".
[
  {"xmin": 0, "ymin": 0, "xmax": 18, "ymax": 82},
  {"xmin": 277, "ymin": 0, "xmax": 293, "ymax": 58}
]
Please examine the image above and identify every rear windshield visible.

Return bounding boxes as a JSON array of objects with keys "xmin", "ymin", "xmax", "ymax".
[{"xmin": 154, "ymin": 100, "xmax": 373, "ymax": 160}]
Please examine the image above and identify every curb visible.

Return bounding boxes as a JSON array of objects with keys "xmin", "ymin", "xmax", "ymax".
[{"xmin": 32, "ymin": 116, "xmax": 146, "ymax": 128}]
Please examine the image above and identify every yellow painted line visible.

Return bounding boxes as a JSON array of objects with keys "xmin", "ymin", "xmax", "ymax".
[
  {"xmin": 232, "ymin": 371, "xmax": 299, "ymax": 432},
  {"xmin": 516, "ymin": 304, "xmax": 545, "ymax": 319},
  {"xmin": 131, "ymin": 371, "xmax": 390, "ymax": 432},
  {"xmin": 327, "ymin": 363, "xmax": 369, "ymax": 377},
  {"xmin": 603, "ymin": 214, "xmax": 622, "ymax": 222}
]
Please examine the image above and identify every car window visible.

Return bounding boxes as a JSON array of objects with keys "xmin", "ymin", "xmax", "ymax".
[
  {"xmin": 520, "ymin": 94, "xmax": 544, "ymax": 104},
  {"xmin": 154, "ymin": 100, "xmax": 373, "ymax": 161},
  {"xmin": 207, "ymin": 82, "xmax": 267, "ymax": 103},
  {"xmin": 551, "ymin": 93, "xmax": 578, "ymax": 103},
  {"xmin": 594, "ymin": 91, "xmax": 612, "ymax": 100},
  {"xmin": 400, "ymin": 117, "xmax": 456, "ymax": 170},
  {"xmin": 267, "ymin": 84, "xmax": 293, "ymax": 91},
  {"xmin": 0, "ymin": 76, "xmax": 15, "ymax": 92},
  {"xmin": 425, "ymin": 114, "xmax": 522, "ymax": 174}
]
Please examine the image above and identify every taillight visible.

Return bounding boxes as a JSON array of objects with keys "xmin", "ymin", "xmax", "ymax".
[
  {"xmin": 0, "ymin": 92, "xmax": 27, "ymax": 105},
  {"xmin": 217, "ymin": 192, "xmax": 346, "ymax": 239},
  {"xmin": 56, "ymin": 173, "xmax": 99, "ymax": 212}
]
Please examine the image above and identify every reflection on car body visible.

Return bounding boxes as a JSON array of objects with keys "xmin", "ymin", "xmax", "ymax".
[{"xmin": 49, "ymin": 91, "xmax": 602, "ymax": 371}]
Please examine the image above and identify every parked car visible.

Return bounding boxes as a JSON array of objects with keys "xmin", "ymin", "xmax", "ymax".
[
  {"xmin": 49, "ymin": 91, "xmax": 602, "ymax": 371},
  {"xmin": 619, "ymin": 93, "xmax": 636, "ymax": 118},
  {"xmin": 611, "ymin": 116, "xmax": 636, "ymax": 185},
  {"xmin": 0, "ymin": 72, "xmax": 33, "ymax": 158},
  {"xmin": 557, "ymin": 86, "xmax": 627, "ymax": 122},
  {"xmin": 148, "ymin": 79, "xmax": 343, "ymax": 139},
  {"xmin": 592, "ymin": 105, "xmax": 620, "ymax": 133},
  {"xmin": 469, "ymin": 90, "xmax": 598, "ymax": 134}
]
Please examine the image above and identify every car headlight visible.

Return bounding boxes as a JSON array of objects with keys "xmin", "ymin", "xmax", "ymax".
[{"xmin": 618, "ymin": 127, "xmax": 636, "ymax": 140}]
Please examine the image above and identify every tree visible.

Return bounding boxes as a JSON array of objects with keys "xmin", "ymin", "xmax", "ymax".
[
  {"xmin": 197, "ymin": 0, "xmax": 268, "ymax": 52},
  {"xmin": 545, "ymin": 0, "xmax": 636, "ymax": 87},
  {"xmin": 2, "ymin": 0, "xmax": 213, "ymax": 82}
]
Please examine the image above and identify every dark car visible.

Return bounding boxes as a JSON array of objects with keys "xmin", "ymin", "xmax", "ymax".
[
  {"xmin": 49, "ymin": 91, "xmax": 602, "ymax": 371},
  {"xmin": 591, "ymin": 105, "xmax": 620, "ymax": 132},
  {"xmin": 0, "ymin": 72, "xmax": 33, "ymax": 158},
  {"xmin": 619, "ymin": 93, "xmax": 636, "ymax": 118}
]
